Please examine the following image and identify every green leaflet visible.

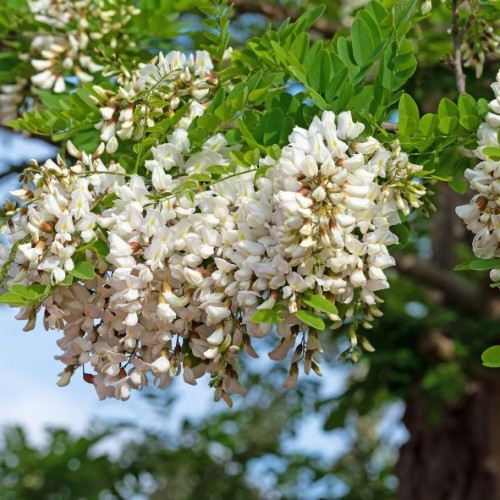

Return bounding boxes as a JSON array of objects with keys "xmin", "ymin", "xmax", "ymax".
[
  {"xmin": 302, "ymin": 293, "xmax": 338, "ymax": 315},
  {"xmin": 70, "ymin": 261, "xmax": 95, "ymax": 280},
  {"xmin": 251, "ymin": 309, "xmax": 282, "ymax": 325},
  {"xmin": 482, "ymin": 346, "xmax": 500, "ymax": 368},
  {"xmin": 295, "ymin": 310, "xmax": 326, "ymax": 331}
]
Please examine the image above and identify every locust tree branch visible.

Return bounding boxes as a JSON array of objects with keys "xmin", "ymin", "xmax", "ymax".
[
  {"xmin": 229, "ymin": 0, "xmax": 339, "ymax": 38},
  {"xmin": 395, "ymin": 253, "xmax": 492, "ymax": 317}
]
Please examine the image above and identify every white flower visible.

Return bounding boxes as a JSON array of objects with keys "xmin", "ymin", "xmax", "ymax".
[
  {"xmin": 205, "ymin": 305, "xmax": 231, "ymax": 325},
  {"xmin": 31, "ymin": 69, "xmax": 56, "ymax": 89},
  {"xmin": 456, "ymin": 68, "xmax": 500, "ymax": 282},
  {"xmin": 151, "ymin": 355, "xmax": 170, "ymax": 374},
  {"xmin": 157, "ymin": 303, "xmax": 176, "ymax": 323},
  {"xmin": 421, "ymin": 0, "xmax": 432, "ymax": 16},
  {"xmin": 490, "ymin": 269, "xmax": 500, "ymax": 282},
  {"xmin": 1, "ymin": 94, "xmax": 426, "ymax": 402},
  {"xmin": 337, "ymin": 111, "xmax": 364, "ymax": 140},
  {"xmin": 206, "ymin": 327, "xmax": 224, "ymax": 345}
]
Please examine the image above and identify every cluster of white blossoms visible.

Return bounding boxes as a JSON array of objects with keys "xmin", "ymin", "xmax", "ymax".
[
  {"xmin": 421, "ymin": 0, "xmax": 432, "ymax": 16},
  {"xmin": 0, "ymin": 104, "xmax": 426, "ymax": 403},
  {"xmin": 0, "ymin": 1, "xmax": 140, "ymax": 125},
  {"xmin": 462, "ymin": 19, "xmax": 500, "ymax": 79},
  {"xmin": 269, "ymin": 112, "xmax": 425, "ymax": 311},
  {"xmin": 27, "ymin": 0, "xmax": 139, "ymax": 93},
  {"xmin": 456, "ymin": 69, "xmax": 500, "ymax": 284},
  {"xmin": 90, "ymin": 50, "xmax": 216, "ymax": 154}
]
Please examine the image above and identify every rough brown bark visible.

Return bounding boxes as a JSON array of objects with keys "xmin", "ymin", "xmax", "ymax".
[
  {"xmin": 396, "ymin": 379, "xmax": 500, "ymax": 500},
  {"xmin": 430, "ymin": 184, "xmax": 468, "ymax": 270},
  {"xmin": 395, "ymin": 179, "xmax": 500, "ymax": 499}
]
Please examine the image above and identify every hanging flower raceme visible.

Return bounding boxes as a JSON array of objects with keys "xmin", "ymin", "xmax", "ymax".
[
  {"xmin": 268, "ymin": 111, "xmax": 425, "ymax": 309},
  {"xmin": 461, "ymin": 18, "xmax": 500, "ymax": 79},
  {"xmin": 456, "ymin": 69, "xmax": 500, "ymax": 284},
  {"xmin": 27, "ymin": 0, "xmax": 140, "ymax": 94},
  {"xmin": 0, "ymin": 0, "xmax": 141, "ymax": 125},
  {"xmin": 0, "ymin": 106, "xmax": 425, "ymax": 404}
]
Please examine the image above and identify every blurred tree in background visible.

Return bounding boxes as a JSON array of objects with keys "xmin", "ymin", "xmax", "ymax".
[{"xmin": 0, "ymin": 0, "xmax": 499, "ymax": 499}]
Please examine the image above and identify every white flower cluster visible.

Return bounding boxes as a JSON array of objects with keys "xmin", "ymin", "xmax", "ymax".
[
  {"xmin": 456, "ymin": 69, "xmax": 500, "ymax": 283},
  {"xmin": 268, "ymin": 111, "xmax": 425, "ymax": 312},
  {"xmin": 421, "ymin": 0, "xmax": 432, "ymax": 16},
  {"xmin": 462, "ymin": 19, "xmax": 500, "ymax": 79},
  {"xmin": 1, "ymin": 110, "xmax": 425, "ymax": 404},
  {"xmin": 27, "ymin": 0, "xmax": 140, "ymax": 93},
  {"xmin": 90, "ymin": 50, "xmax": 216, "ymax": 154}
]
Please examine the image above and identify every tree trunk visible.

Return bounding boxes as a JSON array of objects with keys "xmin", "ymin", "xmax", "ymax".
[{"xmin": 396, "ymin": 377, "xmax": 500, "ymax": 500}]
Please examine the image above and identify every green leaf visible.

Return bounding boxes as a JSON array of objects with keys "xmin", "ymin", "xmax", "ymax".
[
  {"xmin": 399, "ymin": 94, "xmax": 420, "ymax": 123},
  {"xmin": 291, "ymin": 4, "xmax": 325, "ymax": 33},
  {"xmin": 458, "ymin": 94, "xmax": 479, "ymax": 131},
  {"xmin": 206, "ymin": 164, "xmax": 230, "ymax": 175},
  {"xmin": 251, "ymin": 309, "xmax": 282, "ymax": 324},
  {"xmin": 94, "ymin": 239, "xmax": 110, "ymax": 259},
  {"xmin": 306, "ymin": 49, "xmax": 333, "ymax": 94},
  {"xmin": 75, "ymin": 239, "xmax": 98, "ymax": 254},
  {"xmin": 483, "ymin": 146, "xmax": 500, "ymax": 161},
  {"xmin": 419, "ymin": 113, "xmax": 439, "ymax": 135},
  {"xmin": 92, "ymin": 193, "xmax": 117, "ymax": 213},
  {"xmin": 254, "ymin": 164, "xmax": 272, "ymax": 182},
  {"xmin": 70, "ymin": 261, "xmax": 95, "ymax": 280},
  {"xmin": 468, "ymin": 259, "xmax": 500, "ymax": 271},
  {"xmin": 290, "ymin": 32, "xmax": 310, "ymax": 63},
  {"xmin": 324, "ymin": 403, "xmax": 349, "ymax": 430},
  {"xmin": 438, "ymin": 116, "xmax": 458, "ymax": 135},
  {"xmin": 10, "ymin": 284, "xmax": 48, "ymax": 300},
  {"xmin": 189, "ymin": 173, "xmax": 212, "ymax": 183},
  {"xmin": 59, "ymin": 274, "xmax": 74, "ymax": 286},
  {"xmin": 295, "ymin": 310, "xmax": 325, "ymax": 330},
  {"xmin": 449, "ymin": 179, "xmax": 468, "ymax": 195},
  {"xmin": 197, "ymin": 113, "xmax": 221, "ymax": 133},
  {"xmin": 0, "ymin": 291, "xmax": 29, "ymax": 306},
  {"xmin": 351, "ymin": 17, "xmax": 375, "ymax": 66},
  {"xmin": 336, "ymin": 37, "xmax": 358, "ymax": 78},
  {"xmin": 454, "ymin": 261, "xmax": 472, "ymax": 271},
  {"xmin": 438, "ymin": 98, "xmax": 459, "ymax": 119},
  {"xmin": 457, "ymin": 93, "xmax": 477, "ymax": 116},
  {"xmin": 254, "ymin": 107, "xmax": 294, "ymax": 146},
  {"xmin": 394, "ymin": 0, "xmax": 419, "ymax": 26},
  {"xmin": 302, "ymin": 293, "xmax": 338, "ymax": 315},
  {"xmin": 390, "ymin": 223, "xmax": 411, "ymax": 248},
  {"xmin": 482, "ymin": 346, "xmax": 500, "ymax": 368},
  {"xmin": 459, "ymin": 114, "xmax": 480, "ymax": 131},
  {"xmin": 333, "ymin": 81, "xmax": 355, "ymax": 112},
  {"xmin": 398, "ymin": 116, "xmax": 418, "ymax": 137}
]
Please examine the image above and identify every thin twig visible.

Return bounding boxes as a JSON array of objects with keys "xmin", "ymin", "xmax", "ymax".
[
  {"xmin": 382, "ymin": 121, "xmax": 398, "ymax": 133},
  {"xmin": 451, "ymin": 0, "xmax": 466, "ymax": 94}
]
